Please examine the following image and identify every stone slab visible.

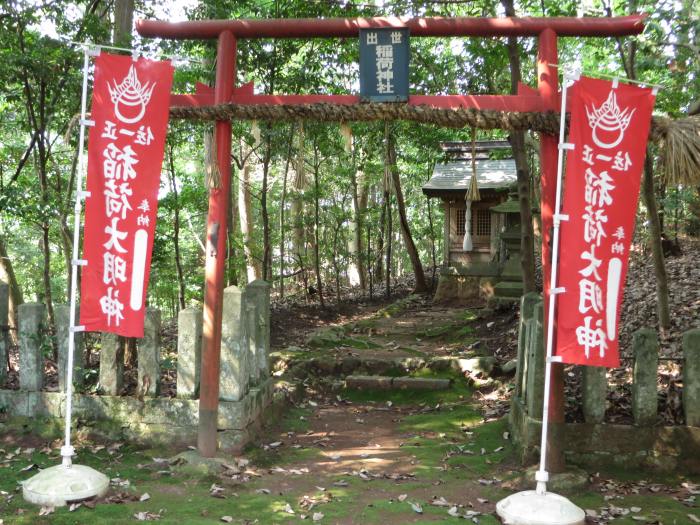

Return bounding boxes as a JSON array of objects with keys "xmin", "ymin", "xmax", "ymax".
[
  {"xmin": 392, "ymin": 377, "xmax": 452, "ymax": 391},
  {"xmin": 18, "ymin": 303, "xmax": 45, "ymax": 392},
  {"xmin": 176, "ymin": 307, "xmax": 202, "ymax": 399},
  {"xmin": 220, "ymin": 286, "xmax": 248, "ymax": 401},
  {"xmin": 99, "ymin": 333, "xmax": 123, "ymax": 395},
  {"xmin": 524, "ymin": 302, "xmax": 544, "ymax": 419},
  {"xmin": 632, "ymin": 329, "xmax": 659, "ymax": 426},
  {"xmin": 137, "ymin": 308, "xmax": 161, "ymax": 397},
  {"xmin": 55, "ymin": 305, "xmax": 84, "ymax": 393},
  {"xmin": 345, "ymin": 375, "xmax": 393, "ymax": 390},
  {"xmin": 582, "ymin": 366, "xmax": 607, "ymax": 424}
]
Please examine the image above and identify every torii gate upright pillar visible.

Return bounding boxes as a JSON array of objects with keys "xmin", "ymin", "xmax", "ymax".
[{"xmin": 199, "ymin": 30, "xmax": 236, "ymax": 456}]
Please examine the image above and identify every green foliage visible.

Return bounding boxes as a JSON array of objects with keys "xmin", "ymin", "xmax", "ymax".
[{"xmin": 0, "ymin": 0, "xmax": 696, "ymax": 321}]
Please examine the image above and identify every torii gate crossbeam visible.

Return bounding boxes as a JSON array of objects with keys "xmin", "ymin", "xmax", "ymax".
[{"xmin": 136, "ymin": 15, "xmax": 645, "ymax": 460}]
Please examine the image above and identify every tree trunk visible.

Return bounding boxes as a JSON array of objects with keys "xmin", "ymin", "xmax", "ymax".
[
  {"xmin": 348, "ymin": 168, "xmax": 368, "ymax": 289},
  {"xmin": 291, "ymin": 194, "xmax": 305, "ymax": 289},
  {"xmin": 385, "ymin": 190, "xmax": 392, "ymax": 299},
  {"xmin": 239, "ymin": 163, "xmax": 261, "ymax": 283},
  {"xmin": 112, "ymin": 0, "xmax": 135, "ymax": 47},
  {"xmin": 333, "ymin": 221, "xmax": 342, "ymax": 304},
  {"xmin": 386, "ymin": 132, "xmax": 427, "ymax": 293},
  {"xmin": 261, "ymin": 128, "xmax": 272, "ymax": 281},
  {"xmin": 642, "ymin": 151, "xmax": 671, "ymax": 331},
  {"xmin": 168, "ymin": 143, "xmax": 186, "ymax": 310},
  {"xmin": 40, "ymin": 225, "xmax": 55, "ymax": 333},
  {"xmin": 375, "ymin": 187, "xmax": 385, "ymax": 282},
  {"xmin": 279, "ymin": 128, "xmax": 294, "ymax": 298},
  {"xmin": 312, "ymin": 161, "xmax": 324, "ymax": 307},
  {"xmin": 0, "ymin": 236, "xmax": 23, "ymax": 345},
  {"xmin": 427, "ymin": 197, "xmax": 437, "ymax": 287},
  {"xmin": 502, "ymin": 0, "xmax": 536, "ymax": 293}
]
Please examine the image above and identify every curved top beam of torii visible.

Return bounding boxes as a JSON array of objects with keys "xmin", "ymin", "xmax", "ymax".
[{"xmin": 136, "ymin": 14, "xmax": 646, "ymax": 40}]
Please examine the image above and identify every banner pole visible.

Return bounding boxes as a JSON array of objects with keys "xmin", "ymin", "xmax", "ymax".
[
  {"xmin": 535, "ymin": 67, "xmax": 578, "ymax": 495},
  {"xmin": 61, "ymin": 45, "xmax": 97, "ymax": 467}
]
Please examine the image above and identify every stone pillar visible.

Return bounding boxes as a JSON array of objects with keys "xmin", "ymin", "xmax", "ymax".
[
  {"xmin": 245, "ymin": 302, "xmax": 258, "ymax": 385},
  {"xmin": 18, "ymin": 303, "xmax": 45, "ymax": 392},
  {"xmin": 177, "ymin": 307, "xmax": 202, "ymax": 399},
  {"xmin": 516, "ymin": 293, "xmax": 540, "ymax": 399},
  {"xmin": 138, "ymin": 307, "xmax": 161, "ymax": 397},
  {"xmin": 99, "ymin": 333, "xmax": 123, "ymax": 395},
  {"xmin": 632, "ymin": 328, "xmax": 659, "ymax": 426},
  {"xmin": 683, "ymin": 329, "xmax": 700, "ymax": 427},
  {"xmin": 246, "ymin": 280, "xmax": 271, "ymax": 380},
  {"xmin": 0, "ymin": 282, "xmax": 8, "ymax": 386},
  {"xmin": 525, "ymin": 300, "xmax": 545, "ymax": 419},
  {"xmin": 582, "ymin": 367, "xmax": 607, "ymax": 424},
  {"xmin": 220, "ymin": 286, "xmax": 248, "ymax": 401},
  {"xmin": 55, "ymin": 305, "xmax": 84, "ymax": 393}
]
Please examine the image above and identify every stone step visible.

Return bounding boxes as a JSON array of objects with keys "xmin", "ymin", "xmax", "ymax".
[
  {"xmin": 345, "ymin": 375, "xmax": 452, "ymax": 391},
  {"xmin": 494, "ymin": 281, "xmax": 524, "ymax": 298}
]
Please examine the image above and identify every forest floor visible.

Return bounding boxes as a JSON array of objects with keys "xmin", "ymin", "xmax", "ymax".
[{"xmin": 1, "ymin": 290, "xmax": 698, "ymax": 524}]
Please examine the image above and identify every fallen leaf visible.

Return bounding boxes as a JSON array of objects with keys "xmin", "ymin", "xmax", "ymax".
[
  {"xmin": 210, "ymin": 484, "xmax": 225, "ymax": 498},
  {"xmin": 39, "ymin": 506, "xmax": 54, "ymax": 516},
  {"xmin": 220, "ymin": 517, "xmax": 233, "ymax": 523},
  {"xmin": 410, "ymin": 502, "xmax": 423, "ymax": 514},
  {"xmin": 140, "ymin": 493, "xmax": 150, "ymax": 502},
  {"xmin": 283, "ymin": 503, "xmax": 295, "ymax": 514},
  {"xmin": 312, "ymin": 512, "xmax": 324, "ymax": 521},
  {"xmin": 398, "ymin": 494, "xmax": 408, "ymax": 502}
]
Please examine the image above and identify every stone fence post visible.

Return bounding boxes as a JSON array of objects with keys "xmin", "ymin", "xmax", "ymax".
[
  {"xmin": 18, "ymin": 303, "xmax": 45, "ymax": 391},
  {"xmin": 246, "ymin": 280, "xmax": 271, "ymax": 382},
  {"xmin": 582, "ymin": 367, "xmax": 607, "ymax": 424},
  {"xmin": 220, "ymin": 286, "xmax": 248, "ymax": 401},
  {"xmin": 177, "ymin": 307, "xmax": 202, "ymax": 399},
  {"xmin": 0, "ymin": 281, "xmax": 8, "ymax": 386},
  {"xmin": 524, "ymin": 299, "xmax": 544, "ymax": 419},
  {"xmin": 516, "ymin": 292, "xmax": 540, "ymax": 400},
  {"xmin": 245, "ymin": 302, "xmax": 258, "ymax": 385},
  {"xmin": 55, "ymin": 305, "xmax": 84, "ymax": 392},
  {"xmin": 99, "ymin": 333, "xmax": 123, "ymax": 395},
  {"xmin": 632, "ymin": 328, "xmax": 659, "ymax": 426},
  {"xmin": 683, "ymin": 329, "xmax": 700, "ymax": 427},
  {"xmin": 138, "ymin": 308, "xmax": 161, "ymax": 397}
]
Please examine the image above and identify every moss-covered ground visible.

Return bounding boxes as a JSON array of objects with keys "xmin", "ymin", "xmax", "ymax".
[
  {"xmin": 1, "ymin": 299, "xmax": 696, "ymax": 524},
  {"xmin": 2, "ymin": 370, "xmax": 696, "ymax": 524}
]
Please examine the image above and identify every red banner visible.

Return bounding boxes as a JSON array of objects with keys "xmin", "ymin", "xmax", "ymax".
[
  {"xmin": 80, "ymin": 53, "xmax": 174, "ymax": 337},
  {"xmin": 555, "ymin": 76, "xmax": 655, "ymax": 367}
]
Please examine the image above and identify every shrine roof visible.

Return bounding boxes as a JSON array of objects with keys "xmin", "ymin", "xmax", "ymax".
[{"xmin": 422, "ymin": 159, "xmax": 517, "ymax": 197}]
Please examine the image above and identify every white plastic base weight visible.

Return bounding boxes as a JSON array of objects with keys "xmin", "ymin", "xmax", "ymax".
[
  {"xmin": 22, "ymin": 464, "xmax": 109, "ymax": 507},
  {"xmin": 496, "ymin": 490, "xmax": 586, "ymax": 525}
]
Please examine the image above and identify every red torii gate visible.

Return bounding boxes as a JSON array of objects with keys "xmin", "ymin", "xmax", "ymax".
[{"xmin": 137, "ymin": 15, "xmax": 645, "ymax": 458}]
